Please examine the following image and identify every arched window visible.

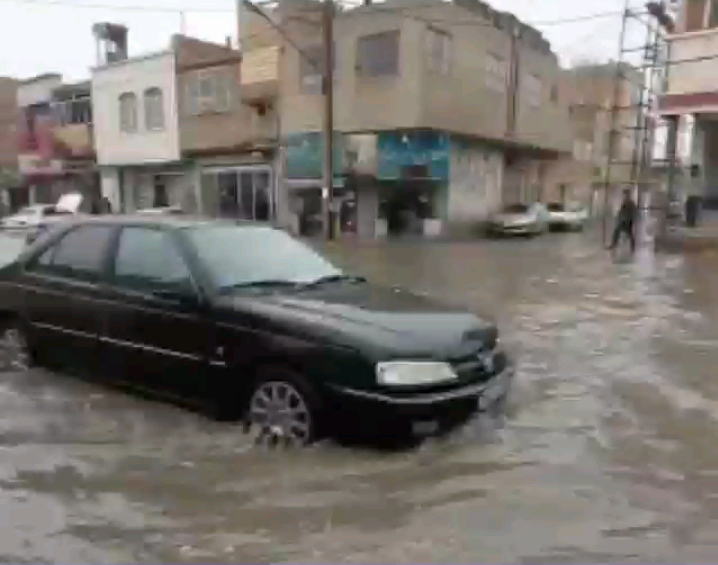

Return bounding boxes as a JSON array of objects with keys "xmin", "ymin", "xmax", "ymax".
[
  {"xmin": 118, "ymin": 92, "xmax": 137, "ymax": 132},
  {"xmin": 143, "ymin": 87, "xmax": 165, "ymax": 131}
]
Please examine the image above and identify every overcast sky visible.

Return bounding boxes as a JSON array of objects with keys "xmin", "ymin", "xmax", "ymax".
[{"xmin": 0, "ymin": 0, "xmax": 647, "ymax": 82}]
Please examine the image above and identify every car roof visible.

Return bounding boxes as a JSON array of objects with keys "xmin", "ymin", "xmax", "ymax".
[{"xmin": 57, "ymin": 214, "xmax": 278, "ymax": 231}]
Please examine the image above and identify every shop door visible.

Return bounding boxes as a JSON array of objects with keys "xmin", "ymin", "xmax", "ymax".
[{"xmin": 237, "ymin": 169, "xmax": 272, "ymax": 221}]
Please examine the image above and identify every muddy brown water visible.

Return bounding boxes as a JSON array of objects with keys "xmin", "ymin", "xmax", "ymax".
[{"xmin": 2, "ymin": 232, "xmax": 718, "ymax": 562}]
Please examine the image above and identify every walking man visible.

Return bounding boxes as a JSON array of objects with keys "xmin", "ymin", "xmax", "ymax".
[{"xmin": 608, "ymin": 188, "xmax": 638, "ymax": 254}]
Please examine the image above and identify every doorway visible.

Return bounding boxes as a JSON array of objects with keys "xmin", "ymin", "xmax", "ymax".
[
  {"xmin": 381, "ymin": 184, "xmax": 433, "ymax": 236},
  {"xmin": 207, "ymin": 166, "xmax": 273, "ymax": 221}
]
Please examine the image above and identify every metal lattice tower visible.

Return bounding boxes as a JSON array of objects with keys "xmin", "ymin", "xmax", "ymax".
[{"xmin": 600, "ymin": 1, "xmax": 669, "ymax": 244}]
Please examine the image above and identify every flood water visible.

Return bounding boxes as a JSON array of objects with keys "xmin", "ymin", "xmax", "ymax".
[{"xmin": 3, "ymin": 231, "xmax": 718, "ymax": 562}]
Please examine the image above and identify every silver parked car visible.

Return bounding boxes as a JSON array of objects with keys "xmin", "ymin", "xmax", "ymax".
[
  {"xmin": 546, "ymin": 202, "xmax": 589, "ymax": 231},
  {"xmin": 488, "ymin": 203, "xmax": 548, "ymax": 237}
]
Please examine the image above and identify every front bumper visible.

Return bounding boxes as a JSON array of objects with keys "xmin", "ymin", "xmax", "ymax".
[
  {"xmin": 326, "ymin": 363, "xmax": 515, "ymax": 422},
  {"xmin": 491, "ymin": 223, "xmax": 536, "ymax": 235}
]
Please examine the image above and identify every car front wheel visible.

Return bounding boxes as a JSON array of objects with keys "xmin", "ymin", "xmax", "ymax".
[{"xmin": 246, "ymin": 368, "xmax": 321, "ymax": 447}]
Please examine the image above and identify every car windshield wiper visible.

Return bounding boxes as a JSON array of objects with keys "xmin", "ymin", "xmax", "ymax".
[
  {"xmin": 217, "ymin": 279, "xmax": 301, "ymax": 294},
  {"xmin": 299, "ymin": 274, "xmax": 366, "ymax": 289}
]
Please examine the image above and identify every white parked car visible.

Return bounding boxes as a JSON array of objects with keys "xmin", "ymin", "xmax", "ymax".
[
  {"xmin": 488, "ymin": 203, "xmax": 548, "ymax": 237},
  {"xmin": 0, "ymin": 204, "xmax": 70, "ymax": 231},
  {"xmin": 19, "ymin": 193, "xmax": 86, "ymax": 245},
  {"xmin": 135, "ymin": 205, "xmax": 184, "ymax": 216},
  {"xmin": 546, "ymin": 202, "xmax": 589, "ymax": 231}
]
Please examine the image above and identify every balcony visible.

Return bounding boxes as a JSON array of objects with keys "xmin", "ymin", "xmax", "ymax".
[
  {"xmin": 53, "ymin": 122, "xmax": 94, "ymax": 159},
  {"xmin": 660, "ymin": 25, "xmax": 718, "ymax": 114},
  {"xmin": 240, "ymin": 46, "xmax": 279, "ymax": 107}
]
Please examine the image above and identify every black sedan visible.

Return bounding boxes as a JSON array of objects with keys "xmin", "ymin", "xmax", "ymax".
[{"xmin": 0, "ymin": 216, "xmax": 514, "ymax": 445}]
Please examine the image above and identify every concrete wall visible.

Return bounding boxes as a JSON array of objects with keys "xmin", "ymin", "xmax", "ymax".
[
  {"xmin": 447, "ymin": 141, "xmax": 503, "ymax": 223},
  {"xmin": 91, "ymin": 51, "xmax": 180, "ymax": 165},
  {"xmin": 278, "ymin": 8, "xmax": 423, "ymax": 133},
  {"xmin": 17, "ymin": 74, "xmax": 62, "ymax": 107},
  {"xmin": 667, "ymin": 29, "xmax": 718, "ymax": 95},
  {"xmin": 0, "ymin": 77, "xmax": 18, "ymax": 170},
  {"xmin": 275, "ymin": 0, "xmax": 571, "ymax": 153}
]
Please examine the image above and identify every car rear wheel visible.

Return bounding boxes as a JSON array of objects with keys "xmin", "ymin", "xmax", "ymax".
[
  {"xmin": 246, "ymin": 368, "xmax": 321, "ymax": 447},
  {"xmin": 0, "ymin": 320, "xmax": 32, "ymax": 372}
]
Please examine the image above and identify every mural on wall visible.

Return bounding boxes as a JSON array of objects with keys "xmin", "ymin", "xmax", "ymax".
[{"xmin": 377, "ymin": 130, "xmax": 450, "ymax": 181}]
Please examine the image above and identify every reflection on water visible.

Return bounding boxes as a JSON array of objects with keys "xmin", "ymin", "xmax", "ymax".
[{"xmin": 3, "ymin": 233, "xmax": 718, "ymax": 561}]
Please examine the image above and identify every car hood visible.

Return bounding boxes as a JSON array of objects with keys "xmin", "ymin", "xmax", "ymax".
[
  {"xmin": 214, "ymin": 282, "xmax": 497, "ymax": 360},
  {"xmin": 2, "ymin": 215, "xmax": 38, "ymax": 227}
]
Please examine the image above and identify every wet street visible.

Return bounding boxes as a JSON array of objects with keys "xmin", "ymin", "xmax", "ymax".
[{"xmin": 4, "ymin": 230, "xmax": 718, "ymax": 562}]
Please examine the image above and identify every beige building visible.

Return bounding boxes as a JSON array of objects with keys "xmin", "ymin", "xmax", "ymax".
[
  {"xmin": 542, "ymin": 62, "xmax": 641, "ymax": 208},
  {"xmin": 658, "ymin": 0, "xmax": 718, "ymax": 205},
  {"xmin": 0, "ymin": 77, "xmax": 19, "ymax": 195},
  {"xmin": 243, "ymin": 0, "xmax": 572, "ymax": 237}
]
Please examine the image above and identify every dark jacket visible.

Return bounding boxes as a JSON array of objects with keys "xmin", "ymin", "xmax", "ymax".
[{"xmin": 617, "ymin": 199, "xmax": 637, "ymax": 226}]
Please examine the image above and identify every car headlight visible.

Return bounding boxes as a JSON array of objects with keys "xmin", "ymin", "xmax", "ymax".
[{"xmin": 376, "ymin": 361, "xmax": 458, "ymax": 386}]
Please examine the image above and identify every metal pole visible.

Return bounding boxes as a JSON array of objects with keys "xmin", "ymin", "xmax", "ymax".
[
  {"xmin": 322, "ymin": 0, "xmax": 335, "ymax": 240},
  {"xmin": 602, "ymin": 5, "xmax": 631, "ymax": 246},
  {"xmin": 236, "ymin": 0, "xmax": 244, "ymax": 51}
]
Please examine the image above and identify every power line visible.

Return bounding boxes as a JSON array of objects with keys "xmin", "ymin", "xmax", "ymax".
[
  {"xmin": 0, "ymin": 0, "xmax": 633, "ymax": 28},
  {"xmin": 0, "ymin": 0, "xmax": 277, "ymax": 13}
]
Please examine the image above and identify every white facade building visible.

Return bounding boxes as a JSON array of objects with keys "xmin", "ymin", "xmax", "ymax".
[{"xmin": 91, "ymin": 50, "xmax": 195, "ymax": 212}]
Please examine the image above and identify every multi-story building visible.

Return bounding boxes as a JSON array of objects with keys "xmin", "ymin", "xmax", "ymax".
[
  {"xmin": 16, "ymin": 74, "xmax": 98, "ymax": 210},
  {"xmin": 94, "ymin": 31, "xmax": 279, "ymax": 216},
  {"xmin": 0, "ymin": 76, "xmax": 19, "ymax": 210},
  {"xmin": 543, "ymin": 62, "xmax": 641, "ymax": 209},
  {"xmin": 244, "ymin": 0, "xmax": 573, "ymax": 237},
  {"xmin": 178, "ymin": 36, "xmax": 279, "ymax": 220},
  {"xmin": 657, "ymin": 0, "xmax": 718, "ymax": 203}
]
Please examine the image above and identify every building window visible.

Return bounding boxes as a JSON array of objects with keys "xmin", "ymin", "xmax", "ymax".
[
  {"xmin": 54, "ymin": 96, "xmax": 92, "ymax": 126},
  {"xmin": 524, "ymin": 73, "xmax": 542, "ymax": 107},
  {"xmin": 550, "ymin": 83, "xmax": 559, "ymax": 103},
  {"xmin": 143, "ymin": 87, "xmax": 164, "ymax": 131},
  {"xmin": 299, "ymin": 44, "xmax": 337, "ymax": 94},
  {"xmin": 572, "ymin": 140, "xmax": 593, "ymax": 161},
  {"xmin": 184, "ymin": 69, "xmax": 233, "ymax": 115},
  {"xmin": 118, "ymin": 92, "xmax": 137, "ymax": 132},
  {"xmin": 485, "ymin": 52, "xmax": 506, "ymax": 91},
  {"xmin": 426, "ymin": 27, "xmax": 452, "ymax": 75},
  {"xmin": 153, "ymin": 176, "xmax": 169, "ymax": 207},
  {"xmin": 356, "ymin": 31, "xmax": 400, "ymax": 77}
]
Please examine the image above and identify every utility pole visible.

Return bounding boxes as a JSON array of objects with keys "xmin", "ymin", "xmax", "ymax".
[
  {"xmin": 236, "ymin": 0, "xmax": 244, "ymax": 51},
  {"xmin": 321, "ymin": 0, "xmax": 335, "ymax": 240}
]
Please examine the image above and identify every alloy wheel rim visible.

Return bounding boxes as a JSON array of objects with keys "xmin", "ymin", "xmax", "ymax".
[
  {"xmin": 3, "ymin": 328, "xmax": 29, "ymax": 371},
  {"xmin": 248, "ymin": 381, "xmax": 312, "ymax": 447}
]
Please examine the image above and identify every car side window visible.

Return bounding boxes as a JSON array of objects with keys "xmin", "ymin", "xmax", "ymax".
[
  {"xmin": 26, "ymin": 225, "xmax": 114, "ymax": 282},
  {"xmin": 112, "ymin": 227, "xmax": 192, "ymax": 293}
]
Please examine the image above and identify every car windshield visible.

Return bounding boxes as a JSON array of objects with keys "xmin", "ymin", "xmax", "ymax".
[
  {"xmin": 503, "ymin": 204, "xmax": 528, "ymax": 214},
  {"xmin": 547, "ymin": 202, "xmax": 564, "ymax": 211},
  {"xmin": 186, "ymin": 225, "xmax": 343, "ymax": 291}
]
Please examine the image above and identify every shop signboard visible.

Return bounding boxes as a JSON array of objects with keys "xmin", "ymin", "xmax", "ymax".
[
  {"xmin": 285, "ymin": 132, "xmax": 345, "ymax": 182},
  {"xmin": 377, "ymin": 131, "xmax": 450, "ymax": 181}
]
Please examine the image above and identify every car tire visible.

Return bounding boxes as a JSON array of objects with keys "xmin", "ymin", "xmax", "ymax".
[
  {"xmin": 245, "ymin": 366, "xmax": 322, "ymax": 447},
  {"xmin": 0, "ymin": 318, "xmax": 33, "ymax": 372}
]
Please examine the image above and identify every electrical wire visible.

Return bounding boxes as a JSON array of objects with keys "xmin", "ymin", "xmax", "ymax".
[
  {"xmin": 0, "ymin": 0, "xmax": 634, "ymax": 28},
  {"xmin": 0, "ymin": 0, "xmax": 274, "ymax": 13}
]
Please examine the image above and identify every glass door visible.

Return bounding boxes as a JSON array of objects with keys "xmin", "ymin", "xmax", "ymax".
[{"xmin": 203, "ymin": 167, "xmax": 273, "ymax": 220}]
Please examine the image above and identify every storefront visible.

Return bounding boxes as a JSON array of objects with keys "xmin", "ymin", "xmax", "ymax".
[
  {"xmin": 376, "ymin": 130, "xmax": 449, "ymax": 238},
  {"xmin": 199, "ymin": 164, "xmax": 274, "ymax": 221}
]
